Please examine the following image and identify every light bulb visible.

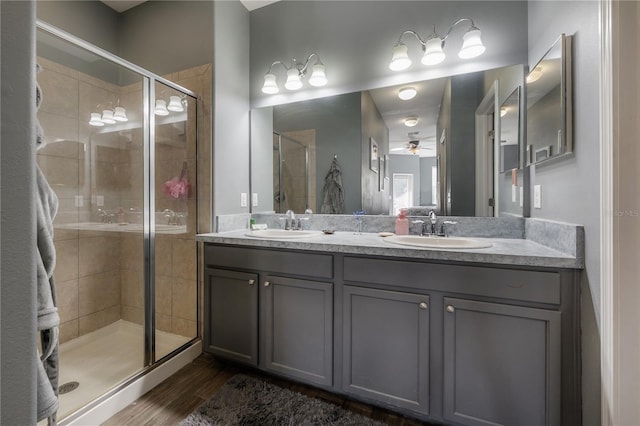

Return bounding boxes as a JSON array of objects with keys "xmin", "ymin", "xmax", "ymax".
[
  {"xmin": 422, "ymin": 37, "xmax": 446, "ymax": 65},
  {"xmin": 155, "ymin": 99, "xmax": 169, "ymax": 116},
  {"xmin": 404, "ymin": 117, "xmax": 419, "ymax": 127},
  {"xmin": 262, "ymin": 73, "xmax": 279, "ymax": 94},
  {"xmin": 101, "ymin": 109, "xmax": 116, "ymax": 124},
  {"xmin": 527, "ymin": 66, "xmax": 543, "ymax": 83},
  {"xmin": 308, "ymin": 63, "xmax": 327, "ymax": 87},
  {"xmin": 89, "ymin": 112, "xmax": 105, "ymax": 127},
  {"xmin": 500, "ymin": 107, "xmax": 507, "ymax": 117},
  {"xmin": 389, "ymin": 43, "xmax": 412, "ymax": 71},
  {"xmin": 459, "ymin": 27, "xmax": 486, "ymax": 59},
  {"xmin": 113, "ymin": 106, "xmax": 128, "ymax": 122},
  {"xmin": 167, "ymin": 96, "xmax": 184, "ymax": 112},
  {"xmin": 284, "ymin": 68, "xmax": 303, "ymax": 90}
]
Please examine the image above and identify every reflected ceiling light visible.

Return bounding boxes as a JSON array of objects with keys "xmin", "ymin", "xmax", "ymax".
[
  {"xmin": 155, "ymin": 99, "xmax": 169, "ymax": 116},
  {"xmin": 398, "ymin": 87, "xmax": 417, "ymax": 100},
  {"xmin": 262, "ymin": 53, "xmax": 327, "ymax": 94},
  {"xmin": 167, "ymin": 95, "xmax": 185, "ymax": 112},
  {"xmin": 89, "ymin": 112, "xmax": 105, "ymax": 127},
  {"xmin": 112, "ymin": 106, "xmax": 128, "ymax": 122},
  {"xmin": 527, "ymin": 66, "xmax": 543, "ymax": 83},
  {"xmin": 404, "ymin": 117, "xmax": 419, "ymax": 127},
  {"xmin": 500, "ymin": 107, "xmax": 507, "ymax": 117},
  {"xmin": 390, "ymin": 19, "xmax": 485, "ymax": 71}
]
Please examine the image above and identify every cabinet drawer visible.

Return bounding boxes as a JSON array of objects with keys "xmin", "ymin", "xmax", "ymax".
[
  {"xmin": 205, "ymin": 244, "xmax": 333, "ymax": 279},
  {"xmin": 343, "ymin": 256, "xmax": 560, "ymax": 305}
]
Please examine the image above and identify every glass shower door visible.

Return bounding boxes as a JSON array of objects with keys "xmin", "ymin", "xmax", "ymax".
[{"xmin": 153, "ymin": 81, "xmax": 198, "ymax": 360}]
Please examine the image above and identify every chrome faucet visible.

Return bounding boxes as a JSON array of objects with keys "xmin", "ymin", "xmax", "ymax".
[
  {"xmin": 428, "ymin": 210, "xmax": 437, "ymax": 235},
  {"xmin": 281, "ymin": 210, "xmax": 299, "ymax": 230}
]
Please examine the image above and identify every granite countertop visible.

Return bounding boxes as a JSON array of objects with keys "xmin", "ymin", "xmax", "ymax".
[{"xmin": 196, "ymin": 230, "xmax": 583, "ymax": 269}]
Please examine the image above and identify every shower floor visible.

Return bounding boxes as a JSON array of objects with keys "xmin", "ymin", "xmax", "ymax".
[{"xmin": 51, "ymin": 320, "xmax": 191, "ymax": 421}]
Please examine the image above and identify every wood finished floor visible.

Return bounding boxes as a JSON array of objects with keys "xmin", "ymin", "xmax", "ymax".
[{"xmin": 102, "ymin": 353, "xmax": 429, "ymax": 426}]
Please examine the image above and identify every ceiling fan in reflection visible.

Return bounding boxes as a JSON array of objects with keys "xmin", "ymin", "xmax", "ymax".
[{"xmin": 391, "ymin": 132, "xmax": 435, "ymax": 155}]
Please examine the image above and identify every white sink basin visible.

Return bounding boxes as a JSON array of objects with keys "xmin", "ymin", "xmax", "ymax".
[
  {"xmin": 244, "ymin": 229, "xmax": 322, "ymax": 239},
  {"xmin": 384, "ymin": 235, "xmax": 492, "ymax": 249}
]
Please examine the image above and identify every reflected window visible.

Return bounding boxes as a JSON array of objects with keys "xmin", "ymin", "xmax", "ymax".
[{"xmin": 392, "ymin": 173, "xmax": 414, "ymax": 215}]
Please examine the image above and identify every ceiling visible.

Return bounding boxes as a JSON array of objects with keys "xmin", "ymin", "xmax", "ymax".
[
  {"xmin": 369, "ymin": 79, "xmax": 447, "ymax": 158},
  {"xmin": 100, "ymin": 0, "xmax": 279, "ymax": 13}
]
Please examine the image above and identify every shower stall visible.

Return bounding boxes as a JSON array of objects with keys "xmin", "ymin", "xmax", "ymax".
[
  {"xmin": 36, "ymin": 22, "xmax": 200, "ymax": 422},
  {"xmin": 273, "ymin": 132, "xmax": 315, "ymax": 213}
]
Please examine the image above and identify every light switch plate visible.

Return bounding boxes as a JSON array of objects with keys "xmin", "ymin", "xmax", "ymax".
[
  {"xmin": 534, "ymin": 185, "xmax": 542, "ymax": 209},
  {"xmin": 96, "ymin": 195, "xmax": 104, "ymax": 206},
  {"xmin": 512, "ymin": 185, "xmax": 517, "ymax": 203},
  {"xmin": 519, "ymin": 187, "xmax": 524, "ymax": 207},
  {"xmin": 75, "ymin": 195, "xmax": 83, "ymax": 208},
  {"xmin": 240, "ymin": 192, "xmax": 248, "ymax": 207},
  {"xmin": 252, "ymin": 193, "xmax": 258, "ymax": 207}
]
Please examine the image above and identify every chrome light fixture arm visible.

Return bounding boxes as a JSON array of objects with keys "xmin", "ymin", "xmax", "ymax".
[{"xmin": 262, "ymin": 52, "xmax": 327, "ymax": 94}]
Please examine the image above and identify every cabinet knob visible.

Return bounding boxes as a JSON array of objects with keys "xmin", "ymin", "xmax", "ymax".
[
  {"xmin": 446, "ymin": 305, "xmax": 455, "ymax": 313},
  {"xmin": 419, "ymin": 302, "xmax": 428, "ymax": 310},
  {"xmin": 248, "ymin": 279, "xmax": 255, "ymax": 286},
  {"xmin": 264, "ymin": 281, "xmax": 270, "ymax": 287}
]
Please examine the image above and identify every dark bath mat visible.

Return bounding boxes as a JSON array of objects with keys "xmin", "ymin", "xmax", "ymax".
[{"xmin": 179, "ymin": 374, "xmax": 385, "ymax": 426}]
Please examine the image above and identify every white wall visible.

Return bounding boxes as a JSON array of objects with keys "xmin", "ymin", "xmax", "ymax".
[{"xmin": 1, "ymin": 1, "xmax": 38, "ymax": 423}]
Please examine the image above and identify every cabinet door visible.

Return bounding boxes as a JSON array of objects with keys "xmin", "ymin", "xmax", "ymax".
[
  {"xmin": 204, "ymin": 268, "xmax": 258, "ymax": 366},
  {"xmin": 343, "ymin": 286, "xmax": 430, "ymax": 415},
  {"xmin": 443, "ymin": 297, "xmax": 561, "ymax": 426},
  {"xmin": 262, "ymin": 276, "xmax": 333, "ymax": 386}
]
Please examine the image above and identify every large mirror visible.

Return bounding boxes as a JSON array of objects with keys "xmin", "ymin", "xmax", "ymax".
[
  {"xmin": 251, "ymin": 64, "xmax": 526, "ymax": 217},
  {"xmin": 499, "ymin": 87, "xmax": 521, "ymax": 173},
  {"xmin": 526, "ymin": 34, "xmax": 573, "ymax": 165}
]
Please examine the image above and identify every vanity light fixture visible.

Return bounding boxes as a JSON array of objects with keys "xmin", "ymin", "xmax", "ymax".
[
  {"xmin": 398, "ymin": 87, "xmax": 417, "ymax": 100},
  {"xmin": 89, "ymin": 101, "xmax": 128, "ymax": 127},
  {"xmin": 404, "ymin": 117, "xmax": 419, "ymax": 127},
  {"xmin": 261, "ymin": 53, "xmax": 327, "ymax": 94},
  {"xmin": 389, "ymin": 18, "xmax": 486, "ymax": 71}
]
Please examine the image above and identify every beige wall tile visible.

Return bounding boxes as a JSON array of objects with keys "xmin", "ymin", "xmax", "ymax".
[
  {"xmin": 155, "ymin": 275, "xmax": 172, "ymax": 316},
  {"xmin": 38, "ymin": 69, "xmax": 78, "ymax": 118},
  {"xmin": 171, "ymin": 317, "xmax": 196, "ymax": 339},
  {"xmin": 177, "ymin": 64, "xmax": 210, "ymax": 81},
  {"xmin": 155, "ymin": 313, "xmax": 172, "ymax": 333},
  {"xmin": 79, "ymin": 305, "xmax": 120, "ymax": 335},
  {"xmin": 120, "ymin": 268, "xmax": 144, "ymax": 309},
  {"xmin": 37, "ymin": 155, "xmax": 79, "ymax": 199},
  {"xmin": 36, "ymin": 113, "xmax": 80, "ymax": 158},
  {"xmin": 121, "ymin": 305, "xmax": 143, "ymax": 325},
  {"xmin": 79, "ymin": 236, "xmax": 120, "ymax": 277},
  {"xmin": 172, "ymin": 277, "xmax": 196, "ymax": 321},
  {"xmin": 53, "ymin": 239, "xmax": 79, "ymax": 283},
  {"xmin": 120, "ymin": 235, "xmax": 143, "ymax": 272},
  {"xmin": 59, "ymin": 320, "xmax": 79, "ymax": 344},
  {"xmin": 78, "ymin": 271, "xmax": 121, "ymax": 317},
  {"xmin": 172, "ymin": 238, "xmax": 196, "ymax": 281},
  {"xmin": 37, "ymin": 57, "xmax": 79, "ymax": 79},
  {"xmin": 155, "ymin": 237, "xmax": 173, "ymax": 276},
  {"xmin": 56, "ymin": 279, "xmax": 79, "ymax": 323}
]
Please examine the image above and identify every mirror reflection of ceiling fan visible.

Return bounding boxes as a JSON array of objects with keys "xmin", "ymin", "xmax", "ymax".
[{"xmin": 390, "ymin": 132, "xmax": 435, "ymax": 155}]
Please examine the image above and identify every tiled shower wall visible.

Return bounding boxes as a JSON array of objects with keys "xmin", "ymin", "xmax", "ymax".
[{"xmin": 37, "ymin": 58, "xmax": 211, "ymax": 344}]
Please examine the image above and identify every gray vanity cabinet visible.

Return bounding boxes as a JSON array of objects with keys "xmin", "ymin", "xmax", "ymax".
[
  {"xmin": 261, "ymin": 276, "xmax": 333, "ymax": 386},
  {"xmin": 342, "ymin": 285, "xmax": 430, "ymax": 415},
  {"xmin": 204, "ymin": 268, "xmax": 258, "ymax": 366},
  {"xmin": 442, "ymin": 297, "xmax": 561, "ymax": 426}
]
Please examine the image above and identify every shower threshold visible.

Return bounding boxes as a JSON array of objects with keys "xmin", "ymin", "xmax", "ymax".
[{"xmin": 48, "ymin": 320, "xmax": 191, "ymax": 422}]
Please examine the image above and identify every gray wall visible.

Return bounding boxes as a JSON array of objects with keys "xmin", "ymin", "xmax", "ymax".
[
  {"xmin": 360, "ymin": 91, "xmax": 389, "ymax": 215},
  {"xmin": 250, "ymin": 1, "xmax": 528, "ymax": 108},
  {"xmin": 527, "ymin": 2, "xmax": 601, "ymax": 424},
  {"xmin": 420, "ymin": 157, "xmax": 437, "ymax": 205},
  {"xmin": 37, "ymin": 0, "xmax": 120, "ymax": 53},
  {"xmin": 118, "ymin": 1, "xmax": 213, "ymax": 76},
  {"xmin": 389, "ymin": 155, "xmax": 421, "ymax": 208},
  {"xmin": 1, "ymin": 1, "xmax": 38, "ymax": 424},
  {"xmin": 273, "ymin": 93, "xmax": 362, "ymax": 214},
  {"xmin": 213, "ymin": 0, "xmax": 250, "ymax": 215},
  {"xmin": 250, "ymin": 107, "xmax": 274, "ymax": 213}
]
